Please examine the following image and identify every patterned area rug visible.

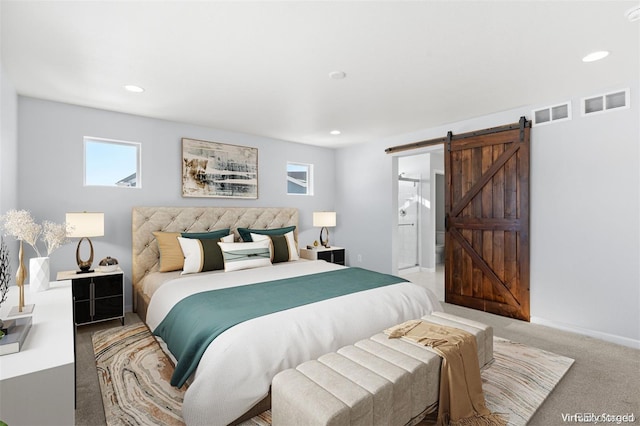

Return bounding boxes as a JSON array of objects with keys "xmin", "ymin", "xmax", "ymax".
[
  {"xmin": 93, "ymin": 325, "xmax": 573, "ymax": 426},
  {"xmin": 93, "ymin": 324, "xmax": 187, "ymax": 426},
  {"xmin": 482, "ymin": 338, "xmax": 575, "ymax": 425}
]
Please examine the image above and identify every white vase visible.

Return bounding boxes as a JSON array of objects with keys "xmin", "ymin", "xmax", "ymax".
[{"xmin": 30, "ymin": 257, "xmax": 50, "ymax": 293}]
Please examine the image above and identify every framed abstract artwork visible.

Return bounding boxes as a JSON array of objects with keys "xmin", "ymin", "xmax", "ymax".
[{"xmin": 182, "ymin": 138, "xmax": 258, "ymax": 199}]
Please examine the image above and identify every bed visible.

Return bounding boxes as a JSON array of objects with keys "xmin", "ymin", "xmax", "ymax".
[{"xmin": 132, "ymin": 206, "xmax": 442, "ymax": 425}]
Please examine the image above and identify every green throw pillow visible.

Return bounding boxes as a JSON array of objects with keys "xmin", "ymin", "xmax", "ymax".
[
  {"xmin": 238, "ymin": 226, "xmax": 296, "ymax": 242},
  {"xmin": 181, "ymin": 228, "xmax": 230, "ymax": 240}
]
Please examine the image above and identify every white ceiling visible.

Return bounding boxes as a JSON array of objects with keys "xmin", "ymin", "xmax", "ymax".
[{"xmin": 1, "ymin": 1, "xmax": 638, "ymax": 148}]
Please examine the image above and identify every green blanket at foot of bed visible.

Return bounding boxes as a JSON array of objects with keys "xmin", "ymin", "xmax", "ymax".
[{"xmin": 153, "ymin": 267, "xmax": 407, "ymax": 387}]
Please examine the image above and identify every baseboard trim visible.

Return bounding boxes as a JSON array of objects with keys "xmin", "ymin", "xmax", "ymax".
[{"xmin": 531, "ymin": 316, "xmax": 640, "ymax": 349}]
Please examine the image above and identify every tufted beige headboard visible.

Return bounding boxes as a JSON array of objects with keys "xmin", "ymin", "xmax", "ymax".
[{"xmin": 131, "ymin": 206, "xmax": 298, "ymax": 313}]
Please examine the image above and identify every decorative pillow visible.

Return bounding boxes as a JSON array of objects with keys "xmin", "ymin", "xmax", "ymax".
[
  {"xmin": 153, "ymin": 231, "xmax": 184, "ymax": 272},
  {"xmin": 178, "ymin": 234, "xmax": 235, "ymax": 275},
  {"xmin": 181, "ymin": 229, "xmax": 230, "ymax": 240},
  {"xmin": 237, "ymin": 226, "xmax": 297, "ymax": 242},
  {"xmin": 250, "ymin": 231, "xmax": 299, "ymax": 263},
  {"xmin": 218, "ymin": 240, "xmax": 272, "ymax": 272}
]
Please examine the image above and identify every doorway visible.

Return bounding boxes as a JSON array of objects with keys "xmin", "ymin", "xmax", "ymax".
[
  {"xmin": 398, "ymin": 173, "xmax": 420, "ymax": 271},
  {"xmin": 394, "ymin": 149, "xmax": 445, "ymax": 301}
]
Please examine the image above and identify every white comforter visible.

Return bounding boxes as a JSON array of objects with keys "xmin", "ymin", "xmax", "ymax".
[{"xmin": 146, "ymin": 260, "xmax": 442, "ymax": 426}]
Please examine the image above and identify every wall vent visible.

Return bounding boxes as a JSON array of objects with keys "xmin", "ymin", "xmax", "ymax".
[
  {"xmin": 582, "ymin": 88, "xmax": 630, "ymax": 116},
  {"xmin": 532, "ymin": 102, "xmax": 571, "ymax": 126}
]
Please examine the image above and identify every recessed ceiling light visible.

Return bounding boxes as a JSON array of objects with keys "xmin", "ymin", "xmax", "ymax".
[
  {"xmin": 582, "ymin": 51, "xmax": 609, "ymax": 63},
  {"xmin": 330, "ymin": 130, "xmax": 341, "ymax": 135},
  {"xmin": 625, "ymin": 5, "xmax": 640, "ymax": 22},
  {"xmin": 124, "ymin": 84, "xmax": 145, "ymax": 93},
  {"xmin": 329, "ymin": 71, "xmax": 346, "ymax": 80}
]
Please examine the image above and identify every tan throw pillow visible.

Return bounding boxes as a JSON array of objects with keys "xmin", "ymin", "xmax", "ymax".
[{"xmin": 153, "ymin": 231, "xmax": 184, "ymax": 272}]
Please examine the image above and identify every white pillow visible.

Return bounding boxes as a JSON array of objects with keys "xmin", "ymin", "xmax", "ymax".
[
  {"xmin": 218, "ymin": 239, "xmax": 272, "ymax": 272},
  {"xmin": 178, "ymin": 234, "xmax": 235, "ymax": 275},
  {"xmin": 221, "ymin": 234, "xmax": 235, "ymax": 243},
  {"xmin": 250, "ymin": 231, "xmax": 299, "ymax": 262}
]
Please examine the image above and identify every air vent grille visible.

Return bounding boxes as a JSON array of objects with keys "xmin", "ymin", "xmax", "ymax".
[
  {"xmin": 582, "ymin": 89, "xmax": 629, "ymax": 116},
  {"xmin": 532, "ymin": 102, "xmax": 571, "ymax": 126}
]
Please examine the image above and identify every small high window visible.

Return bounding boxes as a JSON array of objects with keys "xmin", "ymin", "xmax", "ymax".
[
  {"xmin": 532, "ymin": 101, "xmax": 571, "ymax": 127},
  {"xmin": 84, "ymin": 137, "xmax": 141, "ymax": 188},
  {"xmin": 287, "ymin": 162, "xmax": 313, "ymax": 195},
  {"xmin": 582, "ymin": 89, "xmax": 630, "ymax": 116}
]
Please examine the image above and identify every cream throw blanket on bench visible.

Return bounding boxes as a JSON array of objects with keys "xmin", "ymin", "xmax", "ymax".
[{"xmin": 385, "ymin": 320, "xmax": 505, "ymax": 426}]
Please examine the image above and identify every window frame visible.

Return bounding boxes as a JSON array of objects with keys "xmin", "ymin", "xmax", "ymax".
[
  {"xmin": 286, "ymin": 161, "xmax": 314, "ymax": 196},
  {"xmin": 83, "ymin": 136, "xmax": 142, "ymax": 188},
  {"xmin": 581, "ymin": 88, "xmax": 630, "ymax": 117}
]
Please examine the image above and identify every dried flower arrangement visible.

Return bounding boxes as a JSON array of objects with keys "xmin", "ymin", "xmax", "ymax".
[{"xmin": 0, "ymin": 209, "xmax": 70, "ymax": 257}]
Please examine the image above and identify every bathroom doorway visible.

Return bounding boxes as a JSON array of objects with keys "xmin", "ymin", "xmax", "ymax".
[
  {"xmin": 398, "ymin": 173, "xmax": 421, "ymax": 270},
  {"xmin": 397, "ymin": 153, "xmax": 430, "ymax": 273},
  {"xmin": 394, "ymin": 148, "xmax": 445, "ymax": 301}
]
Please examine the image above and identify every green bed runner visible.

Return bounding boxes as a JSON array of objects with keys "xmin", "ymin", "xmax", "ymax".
[{"xmin": 153, "ymin": 267, "xmax": 407, "ymax": 387}]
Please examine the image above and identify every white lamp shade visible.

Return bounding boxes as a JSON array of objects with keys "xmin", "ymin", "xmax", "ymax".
[
  {"xmin": 66, "ymin": 212, "xmax": 104, "ymax": 238},
  {"xmin": 313, "ymin": 211, "xmax": 336, "ymax": 227}
]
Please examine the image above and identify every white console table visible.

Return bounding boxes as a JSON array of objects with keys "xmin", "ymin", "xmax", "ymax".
[{"xmin": 0, "ymin": 281, "xmax": 75, "ymax": 426}]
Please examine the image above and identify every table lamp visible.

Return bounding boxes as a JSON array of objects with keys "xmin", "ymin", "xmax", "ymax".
[
  {"xmin": 66, "ymin": 212, "xmax": 104, "ymax": 273},
  {"xmin": 313, "ymin": 211, "xmax": 336, "ymax": 248}
]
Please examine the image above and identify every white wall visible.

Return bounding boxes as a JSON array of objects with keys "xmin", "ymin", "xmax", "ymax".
[
  {"xmin": 17, "ymin": 97, "xmax": 336, "ymax": 310},
  {"xmin": 336, "ymin": 81, "xmax": 640, "ymax": 347},
  {"xmin": 0, "ymin": 61, "xmax": 19, "ymax": 281},
  {"xmin": 528, "ymin": 88, "xmax": 640, "ymax": 348},
  {"xmin": 1, "ymin": 63, "xmax": 18, "ymax": 219}
]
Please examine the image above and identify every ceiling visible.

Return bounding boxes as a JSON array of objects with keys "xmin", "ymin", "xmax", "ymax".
[{"xmin": 1, "ymin": 1, "xmax": 638, "ymax": 148}]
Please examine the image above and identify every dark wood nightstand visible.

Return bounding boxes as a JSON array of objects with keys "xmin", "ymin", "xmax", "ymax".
[
  {"xmin": 57, "ymin": 268, "xmax": 125, "ymax": 326},
  {"xmin": 300, "ymin": 246, "xmax": 346, "ymax": 265}
]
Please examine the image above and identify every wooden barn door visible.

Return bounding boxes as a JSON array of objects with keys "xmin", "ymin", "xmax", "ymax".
[{"xmin": 444, "ymin": 117, "xmax": 530, "ymax": 321}]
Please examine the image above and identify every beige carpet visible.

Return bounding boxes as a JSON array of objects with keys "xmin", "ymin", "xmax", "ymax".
[{"xmin": 93, "ymin": 324, "xmax": 573, "ymax": 426}]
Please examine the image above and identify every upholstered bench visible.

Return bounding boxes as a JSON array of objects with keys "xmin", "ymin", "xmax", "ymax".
[{"xmin": 271, "ymin": 312, "xmax": 493, "ymax": 426}]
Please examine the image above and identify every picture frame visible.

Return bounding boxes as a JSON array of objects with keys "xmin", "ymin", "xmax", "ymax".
[{"xmin": 182, "ymin": 138, "xmax": 258, "ymax": 199}]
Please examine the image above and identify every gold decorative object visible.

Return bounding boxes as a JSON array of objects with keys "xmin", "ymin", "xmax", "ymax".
[
  {"xmin": 16, "ymin": 240, "xmax": 26, "ymax": 312},
  {"xmin": 8, "ymin": 239, "xmax": 34, "ymax": 317},
  {"xmin": 75, "ymin": 237, "xmax": 95, "ymax": 272}
]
